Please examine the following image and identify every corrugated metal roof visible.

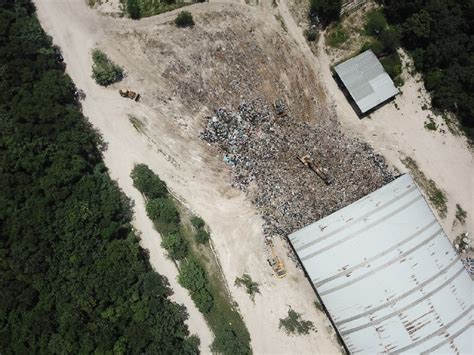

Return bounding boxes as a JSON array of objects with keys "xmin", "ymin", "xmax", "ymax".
[
  {"xmin": 289, "ymin": 174, "xmax": 473, "ymax": 354},
  {"xmin": 334, "ymin": 50, "xmax": 399, "ymax": 113}
]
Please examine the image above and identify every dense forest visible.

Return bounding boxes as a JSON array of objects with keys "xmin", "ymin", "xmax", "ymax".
[
  {"xmin": 0, "ymin": 1, "xmax": 198, "ymax": 353},
  {"xmin": 382, "ymin": 0, "xmax": 474, "ymax": 138}
]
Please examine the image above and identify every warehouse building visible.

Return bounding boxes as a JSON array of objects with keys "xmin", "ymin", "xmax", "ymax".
[
  {"xmin": 334, "ymin": 50, "xmax": 399, "ymax": 114},
  {"xmin": 289, "ymin": 174, "xmax": 473, "ymax": 354}
]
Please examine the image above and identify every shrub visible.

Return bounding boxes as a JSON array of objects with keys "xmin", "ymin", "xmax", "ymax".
[
  {"xmin": 161, "ymin": 232, "xmax": 188, "ymax": 260},
  {"xmin": 380, "ymin": 53, "xmax": 403, "ymax": 84},
  {"xmin": 380, "ymin": 27, "xmax": 400, "ymax": 52},
  {"xmin": 309, "ymin": 0, "xmax": 341, "ymax": 26},
  {"xmin": 327, "ymin": 24, "xmax": 348, "ymax": 47},
  {"xmin": 131, "ymin": 164, "xmax": 168, "ymax": 199},
  {"xmin": 91, "ymin": 49, "xmax": 123, "ymax": 86},
  {"xmin": 146, "ymin": 198, "xmax": 180, "ymax": 226},
  {"xmin": 195, "ymin": 229, "xmax": 210, "ymax": 244},
  {"xmin": 175, "ymin": 11, "xmax": 194, "ymax": 28},
  {"xmin": 279, "ymin": 308, "xmax": 315, "ymax": 335},
  {"xmin": 211, "ymin": 326, "xmax": 252, "ymax": 354},
  {"xmin": 127, "ymin": 0, "xmax": 141, "ymax": 19},
  {"xmin": 365, "ymin": 9, "xmax": 387, "ymax": 36},
  {"xmin": 234, "ymin": 274, "xmax": 260, "ymax": 301},
  {"xmin": 191, "ymin": 216, "xmax": 205, "ymax": 229},
  {"xmin": 304, "ymin": 28, "xmax": 318, "ymax": 42},
  {"xmin": 192, "ymin": 288, "xmax": 214, "ymax": 313}
]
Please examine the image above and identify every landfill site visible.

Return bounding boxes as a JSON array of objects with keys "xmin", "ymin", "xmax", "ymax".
[{"xmin": 34, "ymin": 0, "xmax": 473, "ymax": 353}]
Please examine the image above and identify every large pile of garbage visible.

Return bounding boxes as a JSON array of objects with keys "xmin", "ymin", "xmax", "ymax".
[{"xmin": 201, "ymin": 99, "xmax": 396, "ymax": 238}]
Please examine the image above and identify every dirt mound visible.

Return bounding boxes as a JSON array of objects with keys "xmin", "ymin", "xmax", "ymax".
[{"xmin": 112, "ymin": 6, "xmax": 328, "ymax": 122}]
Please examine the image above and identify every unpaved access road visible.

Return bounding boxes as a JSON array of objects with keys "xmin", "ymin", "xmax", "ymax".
[{"xmin": 34, "ymin": 0, "xmax": 341, "ymax": 353}]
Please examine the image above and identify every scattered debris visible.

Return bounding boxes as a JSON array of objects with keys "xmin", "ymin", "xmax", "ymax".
[{"xmin": 200, "ymin": 99, "xmax": 395, "ymax": 243}]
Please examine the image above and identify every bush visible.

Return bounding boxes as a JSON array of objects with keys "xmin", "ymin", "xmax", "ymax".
[
  {"xmin": 327, "ymin": 24, "xmax": 348, "ymax": 47},
  {"xmin": 175, "ymin": 11, "xmax": 194, "ymax": 28},
  {"xmin": 161, "ymin": 232, "xmax": 188, "ymax": 260},
  {"xmin": 365, "ymin": 9, "xmax": 387, "ymax": 36},
  {"xmin": 179, "ymin": 259, "xmax": 214, "ymax": 313},
  {"xmin": 146, "ymin": 198, "xmax": 179, "ymax": 226},
  {"xmin": 191, "ymin": 216, "xmax": 205, "ymax": 229},
  {"xmin": 279, "ymin": 308, "xmax": 315, "ymax": 335},
  {"xmin": 310, "ymin": 0, "xmax": 341, "ymax": 26},
  {"xmin": 131, "ymin": 164, "xmax": 168, "ymax": 199},
  {"xmin": 91, "ymin": 49, "xmax": 123, "ymax": 86},
  {"xmin": 380, "ymin": 53, "xmax": 403, "ymax": 84},
  {"xmin": 127, "ymin": 0, "xmax": 141, "ymax": 19},
  {"xmin": 234, "ymin": 274, "xmax": 260, "ymax": 301},
  {"xmin": 380, "ymin": 27, "xmax": 400, "ymax": 52},
  {"xmin": 304, "ymin": 29, "xmax": 318, "ymax": 42},
  {"xmin": 192, "ymin": 288, "xmax": 214, "ymax": 314},
  {"xmin": 211, "ymin": 326, "xmax": 251, "ymax": 355},
  {"xmin": 195, "ymin": 229, "xmax": 210, "ymax": 244}
]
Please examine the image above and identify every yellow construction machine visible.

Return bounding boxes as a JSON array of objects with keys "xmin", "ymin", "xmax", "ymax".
[
  {"xmin": 297, "ymin": 154, "xmax": 330, "ymax": 185},
  {"xmin": 119, "ymin": 89, "xmax": 140, "ymax": 101},
  {"xmin": 266, "ymin": 238, "xmax": 287, "ymax": 278}
]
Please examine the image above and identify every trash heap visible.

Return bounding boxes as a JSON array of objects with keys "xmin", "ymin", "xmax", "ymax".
[{"xmin": 201, "ymin": 99, "xmax": 396, "ymax": 239}]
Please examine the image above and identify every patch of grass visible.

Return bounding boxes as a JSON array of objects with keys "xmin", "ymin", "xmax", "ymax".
[
  {"xmin": 424, "ymin": 116, "xmax": 437, "ymax": 131},
  {"xmin": 455, "ymin": 204, "xmax": 467, "ymax": 225},
  {"xmin": 235, "ymin": 274, "xmax": 260, "ymax": 302},
  {"xmin": 279, "ymin": 308, "xmax": 315, "ymax": 335},
  {"xmin": 121, "ymin": 0, "xmax": 187, "ymax": 18},
  {"xmin": 275, "ymin": 14, "xmax": 287, "ymax": 32},
  {"xmin": 327, "ymin": 24, "xmax": 348, "ymax": 47},
  {"xmin": 128, "ymin": 115, "xmax": 145, "ymax": 133},
  {"xmin": 401, "ymin": 157, "xmax": 447, "ymax": 218}
]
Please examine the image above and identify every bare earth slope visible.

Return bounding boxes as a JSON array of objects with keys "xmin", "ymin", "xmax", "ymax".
[{"xmin": 34, "ymin": 1, "xmax": 343, "ymax": 353}]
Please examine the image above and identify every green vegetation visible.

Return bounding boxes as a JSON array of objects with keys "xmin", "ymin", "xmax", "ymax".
[
  {"xmin": 128, "ymin": 114, "xmax": 145, "ymax": 133},
  {"xmin": 327, "ymin": 24, "xmax": 349, "ymax": 47},
  {"xmin": 361, "ymin": 9, "xmax": 402, "ymax": 85},
  {"xmin": 275, "ymin": 14, "xmax": 287, "ymax": 32},
  {"xmin": 304, "ymin": 28, "xmax": 318, "ymax": 42},
  {"xmin": 235, "ymin": 274, "xmax": 260, "ymax": 302},
  {"xmin": 279, "ymin": 308, "xmax": 315, "ymax": 335},
  {"xmin": 424, "ymin": 116, "xmax": 437, "ymax": 131},
  {"xmin": 314, "ymin": 301, "xmax": 324, "ymax": 313},
  {"xmin": 0, "ymin": 2, "xmax": 198, "ymax": 353},
  {"xmin": 401, "ymin": 157, "xmax": 447, "ymax": 218},
  {"xmin": 122, "ymin": 0, "xmax": 187, "ymax": 18},
  {"xmin": 91, "ymin": 49, "xmax": 124, "ymax": 86},
  {"xmin": 130, "ymin": 165, "xmax": 252, "ymax": 354},
  {"xmin": 175, "ymin": 10, "xmax": 194, "ymax": 28},
  {"xmin": 309, "ymin": 0, "xmax": 342, "ymax": 26},
  {"xmin": 383, "ymin": 1, "xmax": 474, "ymax": 140},
  {"xmin": 455, "ymin": 204, "xmax": 467, "ymax": 225}
]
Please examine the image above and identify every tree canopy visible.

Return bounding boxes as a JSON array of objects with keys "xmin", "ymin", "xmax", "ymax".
[
  {"xmin": 0, "ymin": 1, "xmax": 198, "ymax": 353},
  {"xmin": 382, "ymin": 0, "xmax": 474, "ymax": 138}
]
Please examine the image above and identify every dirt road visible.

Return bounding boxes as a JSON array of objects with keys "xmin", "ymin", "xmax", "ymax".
[{"xmin": 34, "ymin": 0, "xmax": 341, "ymax": 353}]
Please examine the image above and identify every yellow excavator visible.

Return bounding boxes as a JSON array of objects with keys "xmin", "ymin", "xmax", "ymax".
[
  {"xmin": 267, "ymin": 239, "xmax": 287, "ymax": 278},
  {"xmin": 297, "ymin": 154, "xmax": 330, "ymax": 185},
  {"xmin": 119, "ymin": 89, "xmax": 140, "ymax": 101}
]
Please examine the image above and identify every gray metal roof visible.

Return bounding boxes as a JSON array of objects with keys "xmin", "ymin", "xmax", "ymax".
[
  {"xmin": 289, "ymin": 174, "xmax": 473, "ymax": 354},
  {"xmin": 334, "ymin": 50, "xmax": 399, "ymax": 113}
]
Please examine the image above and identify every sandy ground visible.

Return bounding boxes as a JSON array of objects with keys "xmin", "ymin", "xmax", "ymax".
[
  {"xmin": 316, "ymin": 36, "xmax": 473, "ymax": 242},
  {"xmin": 34, "ymin": 0, "xmax": 342, "ymax": 354}
]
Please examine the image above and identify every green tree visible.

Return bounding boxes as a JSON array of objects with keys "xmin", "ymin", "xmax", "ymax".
[
  {"xmin": 127, "ymin": 0, "xmax": 141, "ymax": 19},
  {"xmin": 279, "ymin": 308, "xmax": 315, "ymax": 335},
  {"xmin": 211, "ymin": 326, "xmax": 252, "ymax": 355},
  {"xmin": 195, "ymin": 229, "xmax": 210, "ymax": 244},
  {"xmin": 309, "ymin": 0, "xmax": 341, "ymax": 25},
  {"xmin": 161, "ymin": 232, "xmax": 188, "ymax": 260},
  {"xmin": 191, "ymin": 216, "xmax": 205, "ymax": 229},
  {"xmin": 131, "ymin": 164, "xmax": 168, "ymax": 199},
  {"xmin": 365, "ymin": 9, "xmax": 387, "ymax": 35}
]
